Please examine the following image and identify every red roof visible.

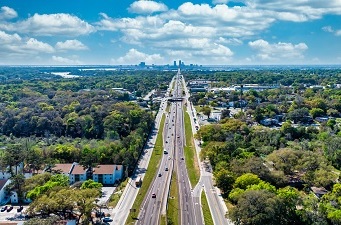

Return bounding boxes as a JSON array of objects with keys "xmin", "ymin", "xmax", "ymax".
[
  {"xmin": 93, "ymin": 165, "xmax": 122, "ymax": 174},
  {"xmin": 0, "ymin": 179, "xmax": 8, "ymax": 190},
  {"xmin": 71, "ymin": 165, "xmax": 86, "ymax": 175},
  {"xmin": 52, "ymin": 164, "xmax": 74, "ymax": 174}
]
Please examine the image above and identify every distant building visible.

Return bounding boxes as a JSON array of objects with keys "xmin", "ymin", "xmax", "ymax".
[
  {"xmin": 173, "ymin": 61, "xmax": 177, "ymax": 67},
  {"xmin": 139, "ymin": 62, "xmax": 146, "ymax": 67}
]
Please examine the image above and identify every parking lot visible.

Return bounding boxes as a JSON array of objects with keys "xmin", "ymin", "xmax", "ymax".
[{"xmin": 0, "ymin": 205, "xmax": 27, "ymax": 223}]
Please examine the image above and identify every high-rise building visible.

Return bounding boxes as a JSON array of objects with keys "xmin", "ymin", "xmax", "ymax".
[
  {"xmin": 173, "ymin": 61, "xmax": 177, "ymax": 67},
  {"xmin": 179, "ymin": 60, "xmax": 182, "ymax": 68}
]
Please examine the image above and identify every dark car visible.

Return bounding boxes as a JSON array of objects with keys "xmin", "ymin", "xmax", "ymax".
[
  {"xmin": 102, "ymin": 217, "xmax": 113, "ymax": 222},
  {"xmin": 17, "ymin": 206, "xmax": 23, "ymax": 212},
  {"xmin": 165, "ymin": 167, "xmax": 169, "ymax": 171},
  {"xmin": 7, "ymin": 206, "xmax": 13, "ymax": 212},
  {"xmin": 152, "ymin": 193, "xmax": 156, "ymax": 198},
  {"xmin": 1, "ymin": 206, "xmax": 7, "ymax": 212},
  {"xmin": 158, "ymin": 173, "xmax": 162, "ymax": 177}
]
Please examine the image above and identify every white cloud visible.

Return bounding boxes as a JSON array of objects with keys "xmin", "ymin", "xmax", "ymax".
[
  {"xmin": 322, "ymin": 26, "xmax": 334, "ymax": 33},
  {"xmin": 25, "ymin": 38, "xmax": 54, "ymax": 53},
  {"xmin": 111, "ymin": 48, "xmax": 164, "ymax": 64},
  {"xmin": 251, "ymin": 0, "xmax": 341, "ymax": 22},
  {"xmin": 0, "ymin": 6, "xmax": 17, "ymax": 20},
  {"xmin": 248, "ymin": 39, "xmax": 308, "ymax": 61},
  {"xmin": 212, "ymin": 0, "xmax": 228, "ymax": 5},
  {"xmin": 0, "ymin": 13, "xmax": 95, "ymax": 36},
  {"xmin": 56, "ymin": 39, "xmax": 88, "ymax": 50},
  {"xmin": 52, "ymin": 56, "xmax": 82, "ymax": 65},
  {"xmin": 322, "ymin": 26, "xmax": 341, "ymax": 36},
  {"xmin": 0, "ymin": 31, "xmax": 54, "ymax": 58},
  {"xmin": 128, "ymin": 0, "xmax": 168, "ymax": 14}
]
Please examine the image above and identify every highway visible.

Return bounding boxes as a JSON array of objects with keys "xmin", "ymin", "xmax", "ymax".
[
  {"xmin": 109, "ymin": 79, "xmax": 174, "ymax": 225},
  {"xmin": 137, "ymin": 77, "xmax": 178, "ymax": 225},
  {"xmin": 182, "ymin": 78, "xmax": 233, "ymax": 225}
]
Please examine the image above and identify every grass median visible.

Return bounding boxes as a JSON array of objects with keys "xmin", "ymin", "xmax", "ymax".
[
  {"xmin": 126, "ymin": 114, "xmax": 166, "ymax": 224},
  {"xmin": 184, "ymin": 111, "xmax": 200, "ymax": 187},
  {"xmin": 167, "ymin": 171, "xmax": 179, "ymax": 225},
  {"xmin": 201, "ymin": 191, "xmax": 214, "ymax": 225},
  {"xmin": 108, "ymin": 178, "xmax": 128, "ymax": 208}
]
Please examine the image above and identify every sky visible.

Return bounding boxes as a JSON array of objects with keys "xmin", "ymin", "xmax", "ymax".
[{"xmin": 0, "ymin": 0, "xmax": 341, "ymax": 65}]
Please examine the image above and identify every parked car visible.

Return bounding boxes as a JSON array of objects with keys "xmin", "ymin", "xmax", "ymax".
[
  {"xmin": 1, "ymin": 206, "xmax": 7, "ymax": 212},
  {"xmin": 7, "ymin": 206, "xmax": 13, "ymax": 212},
  {"xmin": 102, "ymin": 217, "xmax": 113, "ymax": 222},
  {"xmin": 17, "ymin": 206, "xmax": 23, "ymax": 212}
]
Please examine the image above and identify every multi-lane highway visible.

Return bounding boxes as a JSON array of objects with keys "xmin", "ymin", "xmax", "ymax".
[
  {"xmin": 112, "ymin": 70, "xmax": 230, "ymax": 225},
  {"xmin": 137, "ymin": 75, "xmax": 178, "ymax": 225}
]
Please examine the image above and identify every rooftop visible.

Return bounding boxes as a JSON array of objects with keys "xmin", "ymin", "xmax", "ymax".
[{"xmin": 52, "ymin": 164, "xmax": 74, "ymax": 174}]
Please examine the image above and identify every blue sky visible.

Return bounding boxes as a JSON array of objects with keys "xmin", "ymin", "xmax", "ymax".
[{"xmin": 0, "ymin": 0, "xmax": 340, "ymax": 65}]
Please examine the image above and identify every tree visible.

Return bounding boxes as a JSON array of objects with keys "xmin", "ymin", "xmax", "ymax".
[
  {"xmin": 6, "ymin": 174, "xmax": 26, "ymax": 203},
  {"xmin": 201, "ymin": 106, "xmax": 211, "ymax": 118},
  {"xmin": 27, "ymin": 188, "xmax": 100, "ymax": 224},
  {"xmin": 309, "ymin": 108, "xmax": 325, "ymax": 119},
  {"xmin": 0, "ymin": 144, "xmax": 26, "ymax": 176},
  {"xmin": 214, "ymin": 169, "xmax": 235, "ymax": 194},
  {"xmin": 233, "ymin": 173, "xmax": 261, "ymax": 189},
  {"xmin": 26, "ymin": 174, "xmax": 69, "ymax": 200},
  {"xmin": 81, "ymin": 179, "xmax": 103, "ymax": 190},
  {"xmin": 230, "ymin": 190, "xmax": 279, "ymax": 225}
]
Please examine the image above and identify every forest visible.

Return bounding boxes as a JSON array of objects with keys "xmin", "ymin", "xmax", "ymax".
[
  {"xmin": 187, "ymin": 68, "xmax": 341, "ymax": 225},
  {"xmin": 0, "ymin": 68, "xmax": 173, "ymax": 176}
]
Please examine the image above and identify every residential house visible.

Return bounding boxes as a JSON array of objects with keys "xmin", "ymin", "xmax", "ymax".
[
  {"xmin": 311, "ymin": 186, "xmax": 328, "ymax": 198},
  {"xmin": 49, "ymin": 163, "xmax": 124, "ymax": 185},
  {"xmin": 0, "ymin": 179, "xmax": 10, "ymax": 204},
  {"xmin": 92, "ymin": 165, "xmax": 123, "ymax": 184},
  {"xmin": 69, "ymin": 165, "xmax": 87, "ymax": 184}
]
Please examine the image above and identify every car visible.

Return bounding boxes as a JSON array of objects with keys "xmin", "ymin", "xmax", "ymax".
[
  {"xmin": 17, "ymin": 206, "xmax": 23, "ymax": 212},
  {"xmin": 7, "ymin": 206, "xmax": 13, "ymax": 212},
  {"xmin": 158, "ymin": 173, "xmax": 162, "ymax": 177},
  {"xmin": 1, "ymin": 206, "xmax": 7, "ymax": 212},
  {"xmin": 181, "ymin": 157, "xmax": 184, "ymax": 160},
  {"xmin": 152, "ymin": 193, "xmax": 156, "ymax": 198},
  {"xmin": 102, "ymin": 217, "xmax": 113, "ymax": 222},
  {"xmin": 165, "ymin": 167, "xmax": 169, "ymax": 171},
  {"xmin": 165, "ymin": 141, "xmax": 168, "ymax": 143},
  {"xmin": 168, "ymin": 156, "xmax": 171, "ymax": 160}
]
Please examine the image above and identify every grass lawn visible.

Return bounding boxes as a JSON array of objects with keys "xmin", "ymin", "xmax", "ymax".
[
  {"xmin": 126, "ymin": 114, "xmax": 166, "ymax": 224},
  {"xmin": 201, "ymin": 191, "xmax": 214, "ymax": 225},
  {"xmin": 108, "ymin": 178, "xmax": 129, "ymax": 208},
  {"xmin": 167, "ymin": 171, "xmax": 179, "ymax": 225},
  {"xmin": 184, "ymin": 111, "xmax": 200, "ymax": 187}
]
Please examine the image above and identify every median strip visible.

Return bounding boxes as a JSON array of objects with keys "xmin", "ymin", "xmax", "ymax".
[
  {"xmin": 201, "ymin": 191, "xmax": 214, "ymax": 225},
  {"xmin": 126, "ymin": 114, "xmax": 166, "ymax": 224},
  {"xmin": 166, "ymin": 171, "xmax": 180, "ymax": 225},
  {"xmin": 184, "ymin": 110, "xmax": 200, "ymax": 187}
]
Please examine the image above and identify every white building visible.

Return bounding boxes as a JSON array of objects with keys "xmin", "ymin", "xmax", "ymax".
[
  {"xmin": 0, "ymin": 179, "xmax": 10, "ymax": 204},
  {"xmin": 92, "ymin": 165, "xmax": 123, "ymax": 184},
  {"xmin": 50, "ymin": 163, "xmax": 123, "ymax": 185}
]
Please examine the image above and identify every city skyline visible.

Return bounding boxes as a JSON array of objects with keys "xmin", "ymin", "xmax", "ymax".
[{"xmin": 0, "ymin": 0, "xmax": 341, "ymax": 65}]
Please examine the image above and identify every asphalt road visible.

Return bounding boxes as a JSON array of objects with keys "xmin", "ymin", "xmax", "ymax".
[
  {"xmin": 137, "ymin": 78, "xmax": 177, "ymax": 225},
  {"xmin": 183, "ymin": 79, "xmax": 233, "ymax": 225},
  {"xmin": 110, "ymin": 89, "xmax": 171, "ymax": 225}
]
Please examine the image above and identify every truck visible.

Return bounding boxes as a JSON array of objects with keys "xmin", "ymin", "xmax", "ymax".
[{"xmin": 135, "ymin": 176, "xmax": 142, "ymax": 187}]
